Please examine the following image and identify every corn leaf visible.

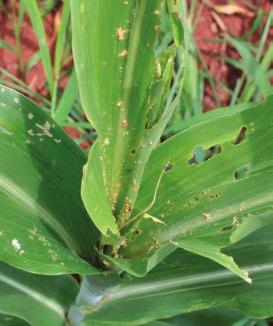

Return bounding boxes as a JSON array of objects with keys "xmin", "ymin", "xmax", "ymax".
[
  {"xmin": 53, "ymin": 69, "xmax": 78, "ymax": 124},
  {"xmin": 109, "ymin": 96, "xmax": 273, "ymax": 279},
  {"xmin": 146, "ymin": 308, "xmax": 251, "ymax": 326},
  {"xmin": 70, "ymin": 0, "xmax": 186, "ymax": 236},
  {"xmin": 0, "ymin": 85, "xmax": 99, "ymax": 274},
  {"xmin": 0, "ymin": 314, "xmax": 30, "ymax": 326},
  {"xmin": 69, "ymin": 226, "xmax": 273, "ymax": 325},
  {"xmin": 0, "ymin": 262, "xmax": 78, "ymax": 326}
]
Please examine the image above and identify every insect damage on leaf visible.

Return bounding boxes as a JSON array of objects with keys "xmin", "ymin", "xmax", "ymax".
[
  {"xmin": 27, "ymin": 112, "xmax": 34, "ymax": 120},
  {"xmin": 234, "ymin": 165, "xmax": 249, "ymax": 180},
  {"xmin": 188, "ymin": 144, "xmax": 222, "ymax": 165},
  {"xmin": 103, "ymin": 138, "xmax": 110, "ymax": 146},
  {"xmin": 12, "ymin": 238, "xmax": 24, "ymax": 255},
  {"xmin": 116, "ymin": 27, "xmax": 126, "ymax": 41},
  {"xmin": 120, "ymin": 119, "xmax": 128, "ymax": 127},
  {"xmin": 35, "ymin": 121, "xmax": 53, "ymax": 138},
  {"xmin": 13, "ymin": 96, "xmax": 19, "ymax": 104},
  {"xmin": 144, "ymin": 213, "xmax": 166, "ymax": 225},
  {"xmin": 231, "ymin": 126, "xmax": 248, "ymax": 145},
  {"xmin": 118, "ymin": 50, "xmax": 128, "ymax": 58},
  {"xmin": 116, "ymin": 100, "xmax": 123, "ymax": 108}
]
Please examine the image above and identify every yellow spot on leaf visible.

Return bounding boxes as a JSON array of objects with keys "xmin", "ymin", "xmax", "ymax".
[
  {"xmin": 116, "ymin": 27, "xmax": 126, "ymax": 41},
  {"xmin": 118, "ymin": 50, "xmax": 128, "ymax": 58},
  {"xmin": 103, "ymin": 138, "xmax": 110, "ymax": 145},
  {"xmin": 120, "ymin": 119, "xmax": 128, "ymax": 127}
]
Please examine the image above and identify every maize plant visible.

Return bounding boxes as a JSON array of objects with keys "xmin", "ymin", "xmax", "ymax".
[{"xmin": 0, "ymin": 1, "xmax": 273, "ymax": 325}]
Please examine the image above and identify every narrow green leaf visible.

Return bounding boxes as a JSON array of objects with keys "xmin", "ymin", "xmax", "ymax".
[
  {"xmin": 53, "ymin": 69, "xmax": 78, "ymax": 124},
  {"xmin": 0, "ymin": 77, "xmax": 49, "ymax": 106},
  {"xmin": 22, "ymin": 0, "xmax": 54, "ymax": 95},
  {"xmin": 256, "ymin": 10, "xmax": 272, "ymax": 62},
  {"xmin": 39, "ymin": 0, "xmax": 59, "ymax": 16},
  {"xmin": 0, "ymin": 262, "xmax": 78, "ymax": 326},
  {"xmin": 82, "ymin": 142, "xmax": 119, "ymax": 236},
  {"xmin": 166, "ymin": 0, "xmax": 184, "ymax": 46},
  {"xmin": 227, "ymin": 38, "xmax": 272, "ymax": 100},
  {"xmin": 51, "ymin": 0, "xmax": 71, "ymax": 114},
  {"xmin": 26, "ymin": 51, "xmax": 41, "ymax": 72},
  {"xmin": 0, "ymin": 40, "xmax": 15, "ymax": 52}
]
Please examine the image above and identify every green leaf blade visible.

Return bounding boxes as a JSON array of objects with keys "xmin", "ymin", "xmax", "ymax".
[
  {"xmin": 0, "ymin": 262, "xmax": 78, "ymax": 326},
  {"xmin": 69, "ymin": 226, "xmax": 273, "ymax": 325},
  {"xmin": 115, "ymin": 96, "xmax": 273, "ymax": 276},
  {"xmin": 0, "ymin": 85, "xmax": 99, "ymax": 275},
  {"xmin": 172, "ymin": 239, "xmax": 251, "ymax": 283},
  {"xmin": 71, "ymin": 0, "xmax": 167, "ymax": 236}
]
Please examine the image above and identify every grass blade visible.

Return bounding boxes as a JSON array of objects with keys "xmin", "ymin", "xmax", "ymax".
[
  {"xmin": 22, "ymin": 0, "xmax": 54, "ymax": 95},
  {"xmin": 53, "ymin": 69, "xmax": 78, "ymax": 124},
  {"xmin": 51, "ymin": 0, "xmax": 71, "ymax": 114}
]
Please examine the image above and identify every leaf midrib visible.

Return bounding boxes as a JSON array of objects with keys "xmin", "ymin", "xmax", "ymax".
[
  {"xmin": 0, "ymin": 272, "xmax": 64, "ymax": 317},
  {"xmin": 110, "ymin": 0, "xmax": 147, "ymax": 218},
  {"xmin": 100, "ymin": 262, "xmax": 273, "ymax": 304}
]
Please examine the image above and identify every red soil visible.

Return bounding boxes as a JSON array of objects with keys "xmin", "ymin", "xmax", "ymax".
[{"xmin": 194, "ymin": 0, "xmax": 273, "ymax": 110}]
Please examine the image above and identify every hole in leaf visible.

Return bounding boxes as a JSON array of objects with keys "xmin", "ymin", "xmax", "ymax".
[
  {"xmin": 131, "ymin": 149, "xmax": 136, "ymax": 155},
  {"xmin": 187, "ymin": 196, "xmax": 200, "ymax": 207},
  {"xmin": 209, "ymin": 192, "xmax": 221, "ymax": 200},
  {"xmin": 221, "ymin": 225, "xmax": 233, "ymax": 232},
  {"xmin": 231, "ymin": 126, "xmax": 247, "ymax": 145},
  {"xmin": 131, "ymin": 228, "xmax": 142, "ymax": 240},
  {"xmin": 164, "ymin": 162, "xmax": 173, "ymax": 172},
  {"xmin": 234, "ymin": 165, "xmax": 249, "ymax": 180},
  {"xmin": 134, "ymin": 229, "xmax": 141, "ymax": 236},
  {"xmin": 188, "ymin": 145, "xmax": 222, "ymax": 165}
]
